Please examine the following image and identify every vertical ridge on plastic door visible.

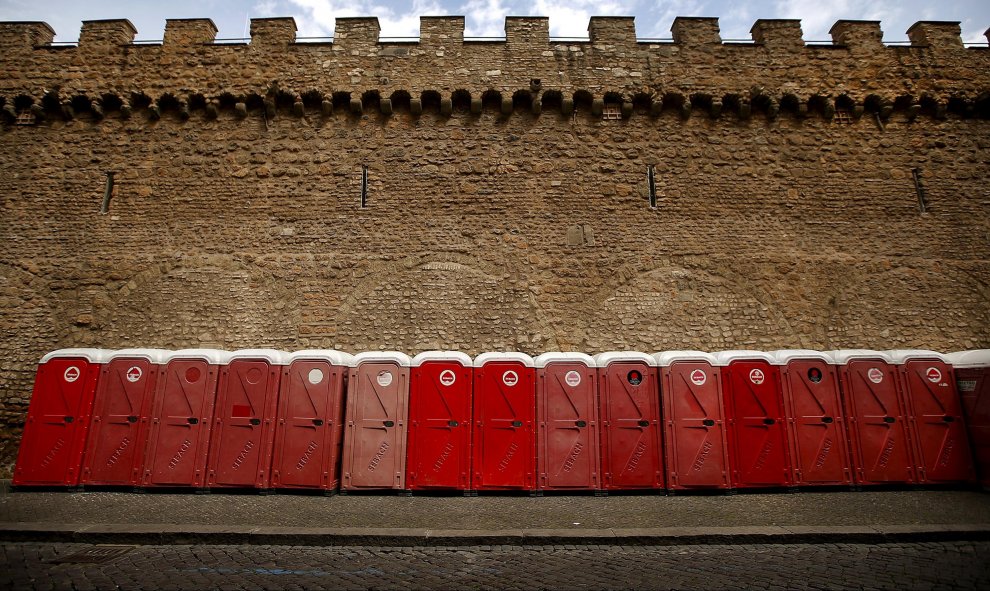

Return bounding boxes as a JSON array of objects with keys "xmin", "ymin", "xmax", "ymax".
[
  {"xmin": 145, "ymin": 359, "xmax": 214, "ymax": 487},
  {"xmin": 902, "ymin": 361, "xmax": 974, "ymax": 483},
  {"xmin": 494, "ymin": 369, "xmax": 528, "ymax": 488},
  {"xmin": 847, "ymin": 362, "xmax": 915, "ymax": 484},
  {"xmin": 783, "ymin": 363, "xmax": 850, "ymax": 486},
  {"xmin": 14, "ymin": 358, "xmax": 99, "ymax": 486},
  {"xmin": 475, "ymin": 365, "xmax": 533, "ymax": 490},
  {"xmin": 346, "ymin": 364, "xmax": 405, "ymax": 489},
  {"xmin": 542, "ymin": 366, "xmax": 597, "ymax": 490},
  {"xmin": 735, "ymin": 370, "xmax": 771, "ymax": 485},
  {"xmin": 726, "ymin": 364, "xmax": 789, "ymax": 487},
  {"xmin": 209, "ymin": 360, "xmax": 277, "ymax": 488},
  {"xmin": 604, "ymin": 366, "xmax": 660, "ymax": 489},
  {"xmin": 408, "ymin": 364, "xmax": 470, "ymax": 490},
  {"xmin": 666, "ymin": 364, "xmax": 729, "ymax": 489},
  {"xmin": 273, "ymin": 361, "xmax": 328, "ymax": 489}
]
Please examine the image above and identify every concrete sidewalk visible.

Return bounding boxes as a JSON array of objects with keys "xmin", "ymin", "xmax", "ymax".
[{"xmin": 2, "ymin": 481, "xmax": 989, "ymax": 545}]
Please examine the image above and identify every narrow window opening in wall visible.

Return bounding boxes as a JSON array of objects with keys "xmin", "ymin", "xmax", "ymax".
[
  {"xmin": 912, "ymin": 168, "xmax": 927, "ymax": 213},
  {"xmin": 833, "ymin": 110, "xmax": 853, "ymax": 125},
  {"xmin": 360, "ymin": 165, "xmax": 368, "ymax": 208},
  {"xmin": 647, "ymin": 165, "xmax": 657, "ymax": 209},
  {"xmin": 100, "ymin": 171, "xmax": 115, "ymax": 214},
  {"xmin": 602, "ymin": 104, "xmax": 622, "ymax": 120}
]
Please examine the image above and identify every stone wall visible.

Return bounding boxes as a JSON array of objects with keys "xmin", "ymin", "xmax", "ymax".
[{"xmin": 0, "ymin": 15, "xmax": 988, "ymax": 475}]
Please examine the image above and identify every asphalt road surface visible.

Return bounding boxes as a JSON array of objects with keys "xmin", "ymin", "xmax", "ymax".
[{"xmin": 3, "ymin": 540, "xmax": 989, "ymax": 590}]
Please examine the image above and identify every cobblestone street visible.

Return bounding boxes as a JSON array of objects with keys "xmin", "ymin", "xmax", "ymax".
[{"xmin": 3, "ymin": 541, "xmax": 989, "ymax": 590}]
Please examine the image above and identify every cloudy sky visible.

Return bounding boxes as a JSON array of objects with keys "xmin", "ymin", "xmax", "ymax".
[{"xmin": 1, "ymin": 0, "xmax": 987, "ymax": 44}]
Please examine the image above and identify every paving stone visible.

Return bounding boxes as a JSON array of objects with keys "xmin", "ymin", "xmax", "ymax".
[{"xmin": 5, "ymin": 541, "xmax": 990, "ymax": 590}]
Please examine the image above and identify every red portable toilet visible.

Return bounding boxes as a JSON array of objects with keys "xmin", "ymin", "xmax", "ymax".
[
  {"xmin": 142, "ymin": 349, "xmax": 229, "ymax": 489},
  {"xmin": 270, "ymin": 350, "xmax": 353, "ymax": 492},
  {"xmin": 206, "ymin": 349, "xmax": 288, "ymax": 490},
  {"xmin": 713, "ymin": 351, "xmax": 792, "ymax": 489},
  {"xmin": 406, "ymin": 351, "xmax": 474, "ymax": 492},
  {"xmin": 534, "ymin": 352, "xmax": 601, "ymax": 492},
  {"xmin": 654, "ymin": 351, "xmax": 730, "ymax": 491},
  {"xmin": 13, "ymin": 349, "xmax": 112, "ymax": 487},
  {"xmin": 594, "ymin": 352, "xmax": 664, "ymax": 491},
  {"xmin": 771, "ymin": 350, "xmax": 853, "ymax": 487},
  {"xmin": 472, "ymin": 352, "xmax": 537, "ymax": 492},
  {"xmin": 887, "ymin": 350, "xmax": 975, "ymax": 485},
  {"xmin": 341, "ymin": 351, "xmax": 411, "ymax": 492},
  {"xmin": 828, "ymin": 350, "xmax": 917, "ymax": 485},
  {"xmin": 80, "ymin": 348, "xmax": 169, "ymax": 488},
  {"xmin": 947, "ymin": 350, "xmax": 990, "ymax": 489}
]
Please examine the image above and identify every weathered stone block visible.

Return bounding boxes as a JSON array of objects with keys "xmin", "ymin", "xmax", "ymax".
[
  {"xmin": 505, "ymin": 17, "xmax": 549, "ymax": 44},
  {"xmin": 79, "ymin": 19, "xmax": 136, "ymax": 48},
  {"xmin": 334, "ymin": 17, "xmax": 380, "ymax": 49},
  {"xmin": 907, "ymin": 21, "xmax": 963, "ymax": 50},
  {"xmin": 588, "ymin": 16, "xmax": 636, "ymax": 45},
  {"xmin": 0, "ymin": 22, "xmax": 55, "ymax": 49},
  {"xmin": 250, "ymin": 17, "xmax": 296, "ymax": 46},
  {"xmin": 671, "ymin": 17, "xmax": 721, "ymax": 45},
  {"xmin": 829, "ymin": 20, "xmax": 883, "ymax": 51},
  {"xmin": 164, "ymin": 18, "xmax": 218, "ymax": 47},
  {"xmin": 420, "ymin": 16, "xmax": 463, "ymax": 44},
  {"xmin": 750, "ymin": 19, "xmax": 803, "ymax": 50}
]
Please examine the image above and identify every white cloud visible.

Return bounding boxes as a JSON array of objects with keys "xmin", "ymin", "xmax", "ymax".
[
  {"xmin": 529, "ymin": 0, "xmax": 633, "ymax": 37},
  {"xmin": 254, "ymin": 0, "xmax": 279, "ymax": 16},
  {"xmin": 718, "ymin": 4, "xmax": 754, "ymax": 40},
  {"xmin": 284, "ymin": 0, "xmax": 444, "ymax": 37},
  {"xmin": 773, "ymin": 0, "xmax": 854, "ymax": 40},
  {"xmin": 644, "ymin": 0, "xmax": 708, "ymax": 38},
  {"xmin": 460, "ymin": 0, "xmax": 510, "ymax": 37},
  {"xmin": 961, "ymin": 18, "xmax": 987, "ymax": 44}
]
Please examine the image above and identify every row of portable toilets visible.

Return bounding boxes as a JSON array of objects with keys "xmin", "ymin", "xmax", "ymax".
[{"xmin": 12, "ymin": 348, "xmax": 990, "ymax": 494}]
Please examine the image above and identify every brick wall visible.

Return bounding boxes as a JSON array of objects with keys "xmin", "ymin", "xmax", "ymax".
[{"xmin": 0, "ymin": 15, "xmax": 988, "ymax": 475}]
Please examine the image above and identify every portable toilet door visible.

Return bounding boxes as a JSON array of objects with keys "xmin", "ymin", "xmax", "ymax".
[
  {"xmin": 270, "ymin": 350, "xmax": 353, "ymax": 492},
  {"xmin": 771, "ymin": 350, "xmax": 852, "ymax": 487},
  {"xmin": 535, "ymin": 353, "xmax": 600, "ymax": 492},
  {"xmin": 472, "ymin": 353, "xmax": 537, "ymax": 491},
  {"xmin": 406, "ymin": 351, "xmax": 474, "ymax": 492},
  {"xmin": 947, "ymin": 350, "xmax": 990, "ymax": 490},
  {"xmin": 828, "ymin": 350, "xmax": 917, "ymax": 485},
  {"xmin": 714, "ymin": 351, "xmax": 792, "ymax": 489},
  {"xmin": 80, "ymin": 348, "xmax": 169, "ymax": 487},
  {"xmin": 594, "ymin": 352, "xmax": 664, "ymax": 491},
  {"xmin": 142, "ymin": 349, "xmax": 229, "ymax": 489},
  {"xmin": 887, "ymin": 350, "xmax": 975, "ymax": 485},
  {"xmin": 206, "ymin": 349, "xmax": 288, "ymax": 489},
  {"xmin": 13, "ymin": 349, "xmax": 112, "ymax": 487},
  {"xmin": 654, "ymin": 351, "xmax": 730, "ymax": 491},
  {"xmin": 341, "ymin": 351, "xmax": 411, "ymax": 491}
]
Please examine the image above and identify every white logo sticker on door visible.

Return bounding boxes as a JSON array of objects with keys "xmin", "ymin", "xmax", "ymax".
[
  {"xmin": 308, "ymin": 368, "xmax": 324, "ymax": 385},
  {"xmin": 690, "ymin": 369, "xmax": 707, "ymax": 386},
  {"xmin": 376, "ymin": 370, "xmax": 393, "ymax": 387},
  {"xmin": 439, "ymin": 369, "xmax": 456, "ymax": 387},
  {"xmin": 868, "ymin": 368, "xmax": 884, "ymax": 384},
  {"xmin": 749, "ymin": 368, "xmax": 765, "ymax": 385},
  {"xmin": 64, "ymin": 366, "xmax": 80, "ymax": 383},
  {"xmin": 926, "ymin": 367, "xmax": 942, "ymax": 384},
  {"xmin": 126, "ymin": 366, "xmax": 142, "ymax": 383},
  {"xmin": 564, "ymin": 371, "xmax": 581, "ymax": 387},
  {"xmin": 502, "ymin": 370, "xmax": 518, "ymax": 387}
]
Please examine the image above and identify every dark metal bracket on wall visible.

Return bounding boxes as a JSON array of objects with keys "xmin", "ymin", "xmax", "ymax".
[
  {"xmin": 647, "ymin": 165, "xmax": 657, "ymax": 209},
  {"xmin": 360, "ymin": 165, "xmax": 368, "ymax": 208},
  {"xmin": 912, "ymin": 168, "xmax": 927, "ymax": 213},
  {"xmin": 100, "ymin": 171, "xmax": 115, "ymax": 214}
]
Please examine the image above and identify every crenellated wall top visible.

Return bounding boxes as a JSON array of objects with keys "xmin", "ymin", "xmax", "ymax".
[
  {"xmin": 0, "ymin": 15, "xmax": 988, "ymax": 124},
  {"xmin": 0, "ymin": 15, "xmax": 984, "ymax": 51}
]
